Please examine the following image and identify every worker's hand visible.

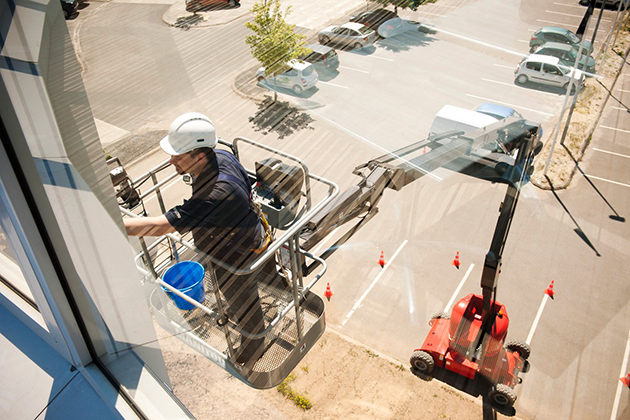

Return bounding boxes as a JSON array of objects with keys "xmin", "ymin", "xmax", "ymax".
[{"xmin": 124, "ymin": 215, "xmax": 176, "ymax": 237}]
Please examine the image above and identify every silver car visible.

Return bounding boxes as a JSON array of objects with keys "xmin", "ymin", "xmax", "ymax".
[
  {"xmin": 515, "ymin": 54, "xmax": 585, "ymax": 93},
  {"xmin": 318, "ymin": 22, "xmax": 377, "ymax": 49},
  {"xmin": 256, "ymin": 60, "xmax": 318, "ymax": 95}
]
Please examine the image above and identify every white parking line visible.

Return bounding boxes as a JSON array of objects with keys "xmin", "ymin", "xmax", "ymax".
[
  {"xmin": 537, "ymin": 19, "xmax": 570, "ymax": 26},
  {"xmin": 585, "ymin": 174, "xmax": 630, "ymax": 188},
  {"xmin": 480, "ymin": 78, "xmax": 563, "ymax": 97},
  {"xmin": 433, "ymin": 27, "xmax": 524, "ymax": 57},
  {"xmin": 466, "ymin": 94, "xmax": 555, "ymax": 116},
  {"xmin": 444, "ymin": 263, "xmax": 475, "ymax": 313},
  {"xmin": 601, "ymin": 125, "xmax": 630, "ymax": 134},
  {"xmin": 494, "ymin": 64, "xmax": 518, "ymax": 69},
  {"xmin": 319, "ymin": 81, "xmax": 349, "ymax": 89},
  {"xmin": 526, "ymin": 293, "xmax": 550, "ymax": 345},
  {"xmin": 618, "ymin": 89, "xmax": 630, "ymax": 93},
  {"xmin": 339, "ymin": 65, "xmax": 369, "ymax": 74},
  {"xmin": 341, "ymin": 240, "xmax": 408, "ymax": 326},
  {"xmin": 610, "ymin": 329, "xmax": 630, "ymax": 420},
  {"xmin": 612, "ymin": 106, "xmax": 629, "ymax": 111},
  {"xmin": 367, "ymin": 55, "xmax": 394, "ymax": 62},
  {"xmin": 553, "ymin": 2, "xmax": 585, "ymax": 8},
  {"xmin": 546, "ymin": 10, "xmax": 610, "ymax": 22},
  {"xmin": 594, "ymin": 148, "xmax": 630, "ymax": 159}
]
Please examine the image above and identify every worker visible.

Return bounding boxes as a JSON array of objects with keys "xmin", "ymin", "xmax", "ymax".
[{"xmin": 124, "ymin": 112, "xmax": 268, "ymax": 365}]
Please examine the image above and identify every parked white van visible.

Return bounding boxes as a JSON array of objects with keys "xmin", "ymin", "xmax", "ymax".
[{"xmin": 429, "ymin": 105, "xmax": 499, "ymax": 138}]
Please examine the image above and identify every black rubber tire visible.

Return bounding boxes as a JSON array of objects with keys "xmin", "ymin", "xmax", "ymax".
[
  {"xmin": 430, "ymin": 311, "xmax": 450, "ymax": 320},
  {"xmin": 228, "ymin": 0, "xmax": 236, "ymax": 5},
  {"xmin": 563, "ymin": 82, "xmax": 576, "ymax": 95},
  {"xmin": 354, "ymin": 42, "xmax": 363, "ymax": 50},
  {"xmin": 489, "ymin": 383, "xmax": 517, "ymax": 407},
  {"xmin": 321, "ymin": 36, "xmax": 330, "ymax": 45},
  {"xmin": 410, "ymin": 350, "xmax": 434, "ymax": 374},
  {"xmin": 516, "ymin": 74, "xmax": 528, "ymax": 84},
  {"xmin": 257, "ymin": 76, "xmax": 265, "ymax": 82},
  {"xmin": 292, "ymin": 85, "xmax": 303, "ymax": 95},
  {"xmin": 505, "ymin": 339, "xmax": 531, "ymax": 360}
]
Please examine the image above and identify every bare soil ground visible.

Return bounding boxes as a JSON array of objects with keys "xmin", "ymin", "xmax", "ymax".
[{"xmin": 160, "ymin": 328, "xmax": 517, "ymax": 420}]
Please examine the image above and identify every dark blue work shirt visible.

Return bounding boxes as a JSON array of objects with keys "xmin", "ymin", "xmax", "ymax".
[{"xmin": 165, "ymin": 150, "xmax": 261, "ymax": 267}]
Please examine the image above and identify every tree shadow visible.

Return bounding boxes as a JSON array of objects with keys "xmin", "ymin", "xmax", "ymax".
[
  {"xmin": 186, "ymin": 1, "xmax": 240, "ymax": 13},
  {"xmin": 174, "ymin": 14, "xmax": 205, "ymax": 30},
  {"xmin": 248, "ymin": 96, "xmax": 315, "ymax": 139},
  {"xmin": 376, "ymin": 30, "xmax": 437, "ymax": 53},
  {"xmin": 562, "ymin": 144, "xmax": 625, "ymax": 222},
  {"xmin": 545, "ymin": 175, "xmax": 602, "ymax": 256}
]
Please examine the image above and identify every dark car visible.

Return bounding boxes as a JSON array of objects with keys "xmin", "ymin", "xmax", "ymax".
[
  {"xmin": 532, "ymin": 42, "xmax": 596, "ymax": 74},
  {"xmin": 60, "ymin": 0, "xmax": 77, "ymax": 19},
  {"xmin": 349, "ymin": 8, "xmax": 397, "ymax": 31},
  {"xmin": 185, "ymin": 0, "xmax": 239, "ymax": 13},
  {"xmin": 529, "ymin": 27, "xmax": 593, "ymax": 55},
  {"xmin": 300, "ymin": 45, "xmax": 340, "ymax": 71}
]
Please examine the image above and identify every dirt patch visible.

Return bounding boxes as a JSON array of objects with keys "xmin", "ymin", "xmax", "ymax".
[{"xmin": 161, "ymin": 329, "xmax": 518, "ymax": 420}]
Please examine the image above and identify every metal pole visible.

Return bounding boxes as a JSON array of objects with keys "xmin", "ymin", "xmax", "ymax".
[
  {"xmin": 600, "ymin": 0, "xmax": 624, "ymax": 68},
  {"xmin": 543, "ymin": 17, "xmax": 592, "ymax": 176}
]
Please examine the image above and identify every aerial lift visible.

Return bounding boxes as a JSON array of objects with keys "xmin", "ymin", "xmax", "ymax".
[
  {"xmin": 409, "ymin": 118, "xmax": 540, "ymax": 408},
  {"xmin": 116, "ymin": 113, "xmax": 541, "ymax": 389}
]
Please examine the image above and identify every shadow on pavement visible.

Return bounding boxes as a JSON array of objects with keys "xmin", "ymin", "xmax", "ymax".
[
  {"xmin": 248, "ymin": 97, "xmax": 315, "ymax": 139},
  {"xmin": 596, "ymin": 77, "xmax": 630, "ymax": 112},
  {"xmin": 545, "ymin": 175, "xmax": 602, "ymax": 256},
  {"xmin": 376, "ymin": 30, "xmax": 437, "ymax": 53},
  {"xmin": 562, "ymin": 144, "xmax": 625, "ymax": 222}
]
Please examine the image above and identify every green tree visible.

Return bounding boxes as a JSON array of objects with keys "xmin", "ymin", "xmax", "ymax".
[
  {"xmin": 370, "ymin": 0, "xmax": 438, "ymax": 12},
  {"xmin": 245, "ymin": 0, "xmax": 310, "ymax": 101}
]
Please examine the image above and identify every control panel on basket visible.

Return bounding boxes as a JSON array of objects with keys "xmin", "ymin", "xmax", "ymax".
[{"xmin": 254, "ymin": 158, "xmax": 304, "ymax": 229}]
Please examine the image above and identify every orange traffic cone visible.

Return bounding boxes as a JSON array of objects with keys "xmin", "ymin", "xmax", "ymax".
[
  {"xmin": 621, "ymin": 373, "xmax": 630, "ymax": 388},
  {"xmin": 378, "ymin": 251, "xmax": 386, "ymax": 268},
  {"xmin": 324, "ymin": 283, "xmax": 333, "ymax": 301},
  {"xmin": 545, "ymin": 280, "xmax": 555, "ymax": 300},
  {"xmin": 452, "ymin": 252, "xmax": 460, "ymax": 269}
]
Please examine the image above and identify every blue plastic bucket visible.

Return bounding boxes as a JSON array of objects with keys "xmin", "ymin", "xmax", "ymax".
[{"xmin": 161, "ymin": 261, "xmax": 205, "ymax": 310}]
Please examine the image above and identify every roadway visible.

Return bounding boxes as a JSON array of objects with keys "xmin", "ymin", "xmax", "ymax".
[{"xmin": 69, "ymin": 0, "xmax": 630, "ymax": 418}]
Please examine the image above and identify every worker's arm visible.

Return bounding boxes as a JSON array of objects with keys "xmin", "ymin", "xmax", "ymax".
[{"xmin": 124, "ymin": 215, "xmax": 176, "ymax": 237}]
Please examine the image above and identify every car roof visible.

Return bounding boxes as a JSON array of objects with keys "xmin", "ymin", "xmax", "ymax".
[
  {"xmin": 305, "ymin": 44, "xmax": 335, "ymax": 55},
  {"xmin": 540, "ymin": 26, "xmax": 570, "ymax": 35},
  {"xmin": 287, "ymin": 59, "xmax": 312, "ymax": 70},
  {"xmin": 476, "ymin": 103, "xmax": 515, "ymax": 119},
  {"xmin": 524, "ymin": 54, "xmax": 561, "ymax": 64},
  {"xmin": 536, "ymin": 42, "xmax": 572, "ymax": 52},
  {"xmin": 342, "ymin": 22, "xmax": 367, "ymax": 31}
]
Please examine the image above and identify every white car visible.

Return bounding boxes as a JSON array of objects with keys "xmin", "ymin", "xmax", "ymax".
[
  {"xmin": 515, "ymin": 54, "xmax": 585, "ymax": 93},
  {"xmin": 318, "ymin": 22, "xmax": 377, "ymax": 49},
  {"xmin": 256, "ymin": 60, "xmax": 318, "ymax": 95}
]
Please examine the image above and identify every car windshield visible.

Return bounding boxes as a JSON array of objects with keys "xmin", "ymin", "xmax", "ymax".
[
  {"xmin": 301, "ymin": 65, "xmax": 314, "ymax": 76},
  {"xmin": 567, "ymin": 31, "xmax": 580, "ymax": 43},
  {"xmin": 558, "ymin": 64, "xmax": 572, "ymax": 74},
  {"xmin": 358, "ymin": 25, "xmax": 374, "ymax": 34}
]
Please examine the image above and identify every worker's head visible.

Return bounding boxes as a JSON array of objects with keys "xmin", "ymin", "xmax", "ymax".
[{"xmin": 160, "ymin": 112, "xmax": 217, "ymax": 175}]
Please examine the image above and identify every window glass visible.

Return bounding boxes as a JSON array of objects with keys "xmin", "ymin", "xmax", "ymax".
[
  {"xmin": 4, "ymin": 1, "xmax": 630, "ymax": 419},
  {"xmin": 0, "ymin": 196, "xmax": 38, "ymax": 309}
]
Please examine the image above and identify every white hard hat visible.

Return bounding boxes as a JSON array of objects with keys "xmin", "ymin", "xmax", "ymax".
[{"xmin": 160, "ymin": 112, "xmax": 217, "ymax": 155}]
